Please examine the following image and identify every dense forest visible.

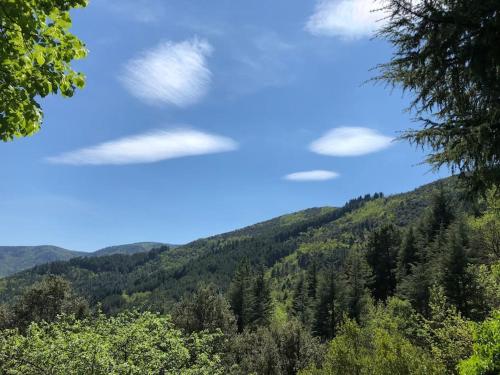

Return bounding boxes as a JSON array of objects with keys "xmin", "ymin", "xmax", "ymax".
[{"xmin": 0, "ymin": 177, "xmax": 499, "ymax": 374}]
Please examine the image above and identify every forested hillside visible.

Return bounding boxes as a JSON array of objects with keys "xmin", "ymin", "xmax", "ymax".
[
  {"xmin": 0, "ymin": 246, "xmax": 86, "ymax": 278},
  {"xmin": 0, "ymin": 178, "xmax": 455, "ymax": 312},
  {"xmin": 0, "ymin": 242, "xmax": 167, "ymax": 277}
]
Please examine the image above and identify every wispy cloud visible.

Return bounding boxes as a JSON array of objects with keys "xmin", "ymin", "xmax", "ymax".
[
  {"xmin": 120, "ymin": 38, "xmax": 213, "ymax": 107},
  {"xmin": 310, "ymin": 127, "xmax": 393, "ymax": 156},
  {"xmin": 285, "ymin": 170, "xmax": 339, "ymax": 181},
  {"xmin": 47, "ymin": 129, "xmax": 238, "ymax": 166},
  {"xmin": 306, "ymin": 0, "xmax": 385, "ymax": 39},
  {"xmin": 224, "ymin": 30, "xmax": 298, "ymax": 95}
]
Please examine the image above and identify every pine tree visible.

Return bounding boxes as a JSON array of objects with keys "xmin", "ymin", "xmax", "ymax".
[
  {"xmin": 341, "ymin": 248, "xmax": 372, "ymax": 323},
  {"xmin": 419, "ymin": 190, "xmax": 454, "ymax": 244},
  {"xmin": 229, "ymin": 258, "xmax": 256, "ymax": 332},
  {"xmin": 306, "ymin": 261, "xmax": 318, "ymax": 300},
  {"xmin": 313, "ymin": 270, "xmax": 338, "ymax": 339},
  {"xmin": 441, "ymin": 221, "xmax": 473, "ymax": 317},
  {"xmin": 253, "ymin": 265, "xmax": 273, "ymax": 327},
  {"xmin": 366, "ymin": 224, "xmax": 400, "ymax": 301},
  {"xmin": 397, "ymin": 226, "xmax": 419, "ymax": 280},
  {"xmin": 292, "ymin": 274, "xmax": 311, "ymax": 326}
]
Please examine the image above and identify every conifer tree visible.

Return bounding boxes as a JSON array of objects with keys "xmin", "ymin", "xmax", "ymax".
[
  {"xmin": 313, "ymin": 271, "xmax": 338, "ymax": 340},
  {"xmin": 441, "ymin": 221, "xmax": 473, "ymax": 316},
  {"xmin": 253, "ymin": 265, "xmax": 273, "ymax": 327},
  {"xmin": 366, "ymin": 224, "xmax": 400, "ymax": 301},
  {"xmin": 397, "ymin": 226, "xmax": 419, "ymax": 279},
  {"xmin": 341, "ymin": 248, "xmax": 372, "ymax": 323},
  {"xmin": 229, "ymin": 258, "xmax": 256, "ymax": 332},
  {"xmin": 306, "ymin": 261, "xmax": 318, "ymax": 300},
  {"xmin": 292, "ymin": 274, "xmax": 311, "ymax": 326},
  {"xmin": 420, "ymin": 190, "xmax": 454, "ymax": 244}
]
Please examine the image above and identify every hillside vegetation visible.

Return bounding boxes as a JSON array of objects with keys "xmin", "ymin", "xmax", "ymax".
[
  {"xmin": 0, "ymin": 178, "xmax": 460, "ymax": 312},
  {"xmin": 0, "ymin": 242, "xmax": 167, "ymax": 278}
]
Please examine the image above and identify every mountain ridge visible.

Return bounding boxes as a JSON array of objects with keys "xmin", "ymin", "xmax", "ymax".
[{"xmin": 0, "ymin": 242, "xmax": 177, "ymax": 277}]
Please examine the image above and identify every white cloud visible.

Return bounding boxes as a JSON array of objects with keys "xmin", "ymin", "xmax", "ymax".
[
  {"xmin": 120, "ymin": 38, "xmax": 213, "ymax": 107},
  {"xmin": 285, "ymin": 170, "xmax": 339, "ymax": 181},
  {"xmin": 310, "ymin": 127, "xmax": 393, "ymax": 156},
  {"xmin": 47, "ymin": 129, "xmax": 238, "ymax": 165},
  {"xmin": 306, "ymin": 0, "xmax": 386, "ymax": 39}
]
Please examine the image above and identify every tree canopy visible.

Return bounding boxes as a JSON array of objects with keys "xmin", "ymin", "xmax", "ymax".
[
  {"xmin": 0, "ymin": 0, "xmax": 88, "ymax": 141},
  {"xmin": 377, "ymin": 0, "xmax": 500, "ymax": 193}
]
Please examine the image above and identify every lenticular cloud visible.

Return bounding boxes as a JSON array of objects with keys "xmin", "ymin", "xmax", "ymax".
[
  {"xmin": 47, "ymin": 129, "xmax": 238, "ymax": 165},
  {"xmin": 120, "ymin": 38, "xmax": 213, "ymax": 107},
  {"xmin": 306, "ymin": 0, "xmax": 385, "ymax": 39},
  {"xmin": 310, "ymin": 127, "xmax": 393, "ymax": 156},
  {"xmin": 285, "ymin": 170, "xmax": 340, "ymax": 181}
]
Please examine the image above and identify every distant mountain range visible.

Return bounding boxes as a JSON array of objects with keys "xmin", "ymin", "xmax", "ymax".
[{"xmin": 0, "ymin": 242, "xmax": 176, "ymax": 277}]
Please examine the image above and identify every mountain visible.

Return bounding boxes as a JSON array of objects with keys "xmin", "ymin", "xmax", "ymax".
[
  {"xmin": 0, "ymin": 177, "xmax": 464, "ymax": 313},
  {"xmin": 0, "ymin": 242, "xmax": 172, "ymax": 278},
  {"xmin": 91, "ymin": 242, "xmax": 172, "ymax": 257},
  {"xmin": 0, "ymin": 246, "xmax": 86, "ymax": 278}
]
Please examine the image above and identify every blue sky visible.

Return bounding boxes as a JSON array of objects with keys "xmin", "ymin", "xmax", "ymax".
[{"xmin": 0, "ymin": 0, "xmax": 448, "ymax": 251}]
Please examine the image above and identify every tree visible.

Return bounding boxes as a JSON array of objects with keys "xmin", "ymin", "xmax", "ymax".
[
  {"xmin": 253, "ymin": 265, "xmax": 273, "ymax": 327},
  {"xmin": 229, "ymin": 258, "xmax": 256, "ymax": 332},
  {"xmin": 172, "ymin": 283, "xmax": 236, "ymax": 335},
  {"xmin": 397, "ymin": 226, "xmax": 419, "ymax": 279},
  {"xmin": 301, "ymin": 318, "xmax": 443, "ymax": 375},
  {"xmin": 423, "ymin": 286, "xmax": 474, "ymax": 374},
  {"xmin": 0, "ymin": 0, "xmax": 88, "ymax": 140},
  {"xmin": 228, "ymin": 319, "xmax": 322, "ymax": 375},
  {"xmin": 9, "ymin": 275, "xmax": 88, "ymax": 330},
  {"xmin": 441, "ymin": 221, "xmax": 473, "ymax": 316},
  {"xmin": 313, "ymin": 271, "xmax": 339, "ymax": 340},
  {"xmin": 306, "ymin": 261, "xmax": 318, "ymax": 300},
  {"xmin": 0, "ymin": 311, "xmax": 226, "ymax": 374},
  {"xmin": 366, "ymin": 224, "xmax": 400, "ymax": 301},
  {"xmin": 377, "ymin": 0, "xmax": 500, "ymax": 193},
  {"xmin": 292, "ymin": 274, "xmax": 312, "ymax": 326},
  {"xmin": 458, "ymin": 311, "xmax": 500, "ymax": 375},
  {"xmin": 340, "ymin": 248, "xmax": 372, "ymax": 323}
]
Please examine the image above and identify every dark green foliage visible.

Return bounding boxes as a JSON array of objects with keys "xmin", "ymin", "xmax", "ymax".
[
  {"xmin": 1, "ymin": 275, "xmax": 88, "ymax": 330},
  {"xmin": 377, "ymin": 0, "xmax": 500, "ymax": 193},
  {"xmin": 366, "ymin": 224, "xmax": 400, "ymax": 301},
  {"xmin": 312, "ymin": 271, "xmax": 339, "ymax": 340},
  {"xmin": 397, "ymin": 226, "xmax": 418, "ymax": 279},
  {"xmin": 229, "ymin": 319, "xmax": 323, "ymax": 375},
  {"xmin": 253, "ymin": 265, "xmax": 273, "ymax": 327},
  {"xmin": 172, "ymin": 283, "xmax": 236, "ymax": 335},
  {"xmin": 292, "ymin": 274, "xmax": 312, "ymax": 327},
  {"xmin": 229, "ymin": 258, "xmax": 256, "ymax": 332},
  {"xmin": 229, "ymin": 260, "xmax": 273, "ymax": 331},
  {"xmin": 441, "ymin": 220, "xmax": 474, "ymax": 316},
  {"xmin": 340, "ymin": 248, "xmax": 372, "ymax": 323}
]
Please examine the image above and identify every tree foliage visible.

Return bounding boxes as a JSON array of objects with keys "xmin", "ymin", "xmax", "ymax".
[
  {"xmin": 0, "ymin": 0, "xmax": 88, "ymax": 140},
  {"xmin": 0, "ymin": 312, "xmax": 225, "ymax": 374},
  {"xmin": 377, "ymin": 0, "xmax": 500, "ymax": 192}
]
